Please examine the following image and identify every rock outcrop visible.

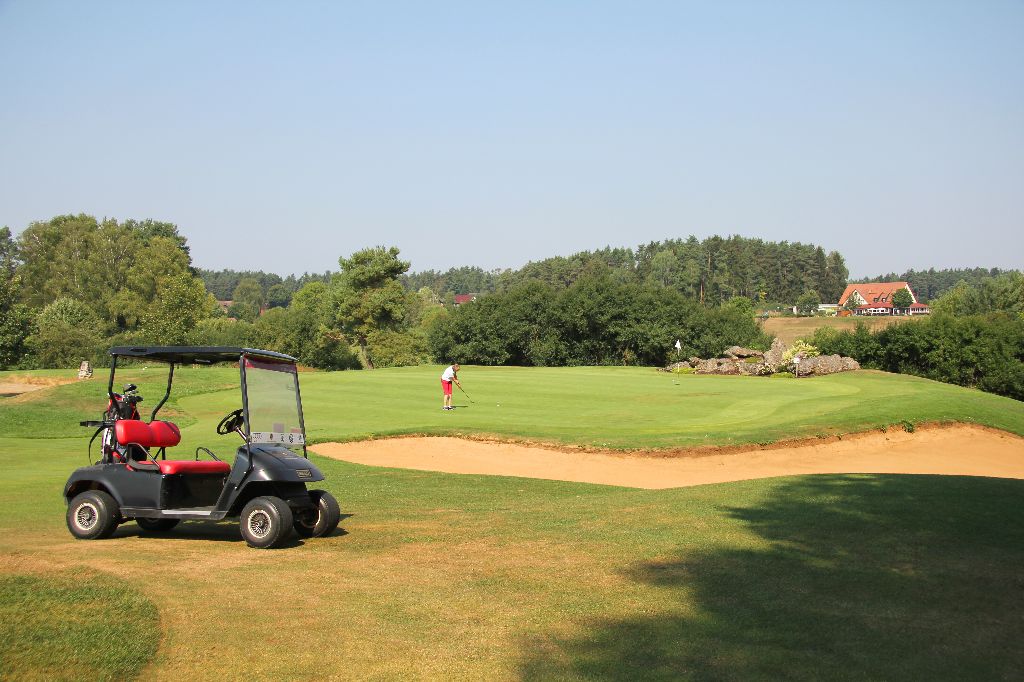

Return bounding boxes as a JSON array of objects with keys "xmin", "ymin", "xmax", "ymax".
[
  {"xmin": 761, "ymin": 337, "xmax": 787, "ymax": 373},
  {"xmin": 795, "ymin": 354, "xmax": 861, "ymax": 377},
  {"xmin": 723, "ymin": 346, "xmax": 763, "ymax": 360},
  {"xmin": 668, "ymin": 337, "xmax": 861, "ymax": 378},
  {"xmin": 693, "ymin": 358, "xmax": 741, "ymax": 375},
  {"xmin": 661, "ymin": 361, "xmax": 692, "ymax": 372}
]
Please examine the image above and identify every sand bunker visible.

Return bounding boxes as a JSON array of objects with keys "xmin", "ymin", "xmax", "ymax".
[{"xmin": 310, "ymin": 425, "xmax": 1024, "ymax": 489}]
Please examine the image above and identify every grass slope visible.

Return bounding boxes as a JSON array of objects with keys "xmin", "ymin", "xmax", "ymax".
[
  {"xmin": 4, "ymin": 365, "xmax": 1024, "ymax": 450},
  {"xmin": 0, "ymin": 437, "xmax": 1021, "ymax": 679},
  {"xmin": 762, "ymin": 315, "xmax": 912, "ymax": 346}
]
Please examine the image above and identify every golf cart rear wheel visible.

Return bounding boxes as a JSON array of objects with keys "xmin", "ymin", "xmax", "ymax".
[
  {"xmin": 240, "ymin": 496, "xmax": 293, "ymax": 549},
  {"xmin": 293, "ymin": 490, "xmax": 341, "ymax": 538},
  {"xmin": 136, "ymin": 517, "xmax": 180, "ymax": 533},
  {"xmin": 67, "ymin": 490, "xmax": 120, "ymax": 540}
]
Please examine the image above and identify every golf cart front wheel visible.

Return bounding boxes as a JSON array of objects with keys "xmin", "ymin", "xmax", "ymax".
[
  {"xmin": 240, "ymin": 496, "xmax": 294, "ymax": 549},
  {"xmin": 67, "ymin": 490, "xmax": 120, "ymax": 540},
  {"xmin": 293, "ymin": 490, "xmax": 341, "ymax": 538}
]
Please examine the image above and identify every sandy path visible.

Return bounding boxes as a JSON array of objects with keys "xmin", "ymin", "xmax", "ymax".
[
  {"xmin": 310, "ymin": 425, "xmax": 1024, "ymax": 489},
  {"xmin": 0, "ymin": 376, "xmax": 78, "ymax": 396},
  {"xmin": 0, "ymin": 382, "xmax": 46, "ymax": 396}
]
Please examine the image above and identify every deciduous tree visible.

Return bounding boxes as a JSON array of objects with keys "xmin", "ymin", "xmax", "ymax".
[
  {"xmin": 891, "ymin": 288, "xmax": 914, "ymax": 310},
  {"xmin": 229, "ymin": 277, "xmax": 265, "ymax": 322},
  {"xmin": 142, "ymin": 273, "xmax": 217, "ymax": 345},
  {"xmin": 0, "ymin": 230, "xmax": 31, "ymax": 368},
  {"xmin": 331, "ymin": 246, "xmax": 411, "ymax": 368},
  {"xmin": 796, "ymin": 291, "xmax": 821, "ymax": 316}
]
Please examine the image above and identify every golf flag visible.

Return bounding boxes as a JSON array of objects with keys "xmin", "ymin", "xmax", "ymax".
[{"xmin": 674, "ymin": 339, "xmax": 682, "ymax": 351}]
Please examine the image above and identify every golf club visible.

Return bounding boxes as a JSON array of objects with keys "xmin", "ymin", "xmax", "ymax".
[{"xmin": 457, "ymin": 383, "xmax": 475, "ymax": 403}]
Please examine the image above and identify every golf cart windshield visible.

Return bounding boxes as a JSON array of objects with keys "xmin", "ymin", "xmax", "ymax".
[{"xmin": 243, "ymin": 357, "xmax": 306, "ymax": 455}]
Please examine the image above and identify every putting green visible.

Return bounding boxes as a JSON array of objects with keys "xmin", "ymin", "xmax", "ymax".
[{"xmin": 297, "ymin": 366, "xmax": 1024, "ymax": 448}]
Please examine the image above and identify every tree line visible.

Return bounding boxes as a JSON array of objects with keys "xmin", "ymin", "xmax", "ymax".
[
  {"xmin": 4, "ymin": 213, "xmax": 1019, "ymax": 404},
  {"xmin": 859, "ymin": 267, "xmax": 1019, "ymax": 302},
  {"xmin": 403, "ymin": 236, "xmax": 850, "ymax": 307},
  {"xmin": 1, "ymin": 217, "xmax": 822, "ymax": 372},
  {"xmin": 197, "ymin": 268, "xmax": 331, "ymax": 312},
  {"xmin": 1, "ymin": 215, "xmax": 211, "ymax": 368},
  {"xmin": 0, "ymin": 216, "xmax": 443, "ymax": 372},
  {"xmin": 428, "ymin": 270, "xmax": 770, "ymax": 367}
]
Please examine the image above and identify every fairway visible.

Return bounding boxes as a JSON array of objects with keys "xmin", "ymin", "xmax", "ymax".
[
  {"xmin": 5, "ymin": 364, "xmax": 1024, "ymax": 450},
  {"xmin": 2, "ymin": 365, "xmax": 1024, "ymax": 679}
]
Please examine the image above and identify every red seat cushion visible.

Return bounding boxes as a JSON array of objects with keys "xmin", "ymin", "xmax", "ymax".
[
  {"xmin": 115, "ymin": 420, "xmax": 182, "ymax": 449},
  {"xmin": 149, "ymin": 420, "xmax": 181, "ymax": 448},
  {"xmin": 157, "ymin": 460, "xmax": 231, "ymax": 475},
  {"xmin": 115, "ymin": 420, "xmax": 153, "ymax": 448}
]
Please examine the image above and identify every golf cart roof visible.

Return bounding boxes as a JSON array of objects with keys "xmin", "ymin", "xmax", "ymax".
[{"xmin": 108, "ymin": 346, "xmax": 297, "ymax": 365}]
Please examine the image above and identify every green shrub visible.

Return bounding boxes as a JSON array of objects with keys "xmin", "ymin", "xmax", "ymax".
[
  {"xmin": 366, "ymin": 329, "xmax": 430, "ymax": 368},
  {"xmin": 782, "ymin": 340, "xmax": 820, "ymax": 364},
  {"xmin": 811, "ymin": 313, "xmax": 1024, "ymax": 400},
  {"xmin": 191, "ymin": 317, "xmax": 255, "ymax": 347}
]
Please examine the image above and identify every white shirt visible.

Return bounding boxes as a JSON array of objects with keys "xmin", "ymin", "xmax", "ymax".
[{"xmin": 441, "ymin": 366, "xmax": 457, "ymax": 382}]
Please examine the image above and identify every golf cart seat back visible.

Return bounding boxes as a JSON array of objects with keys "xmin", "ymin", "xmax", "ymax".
[
  {"xmin": 114, "ymin": 420, "xmax": 181, "ymax": 449},
  {"xmin": 113, "ymin": 420, "xmax": 231, "ymax": 476}
]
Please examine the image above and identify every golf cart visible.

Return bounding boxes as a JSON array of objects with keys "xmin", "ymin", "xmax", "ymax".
[{"xmin": 64, "ymin": 346, "xmax": 340, "ymax": 549}]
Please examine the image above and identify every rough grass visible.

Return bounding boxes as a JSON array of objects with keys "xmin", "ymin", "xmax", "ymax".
[
  {"xmin": 0, "ymin": 572, "xmax": 159, "ymax": 681},
  {"xmin": 0, "ymin": 438, "xmax": 1022, "ymax": 679}
]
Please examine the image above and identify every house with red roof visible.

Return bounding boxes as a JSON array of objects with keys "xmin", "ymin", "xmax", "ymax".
[
  {"xmin": 838, "ymin": 282, "xmax": 930, "ymax": 316},
  {"xmin": 453, "ymin": 294, "xmax": 478, "ymax": 306}
]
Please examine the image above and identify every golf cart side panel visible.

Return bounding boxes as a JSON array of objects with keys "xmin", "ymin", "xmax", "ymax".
[
  {"xmin": 248, "ymin": 445, "xmax": 323, "ymax": 482},
  {"xmin": 161, "ymin": 472, "xmax": 227, "ymax": 508},
  {"xmin": 64, "ymin": 465, "xmax": 162, "ymax": 508},
  {"xmin": 227, "ymin": 480, "xmax": 316, "ymax": 516},
  {"xmin": 216, "ymin": 445, "xmax": 323, "ymax": 513}
]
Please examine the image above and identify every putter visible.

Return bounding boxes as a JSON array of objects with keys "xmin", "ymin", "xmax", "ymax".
[{"xmin": 457, "ymin": 384, "xmax": 475, "ymax": 403}]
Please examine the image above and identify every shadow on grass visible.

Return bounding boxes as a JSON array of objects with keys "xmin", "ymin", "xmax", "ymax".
[
  {"xmin": 113, "ymin": 513, "xmax": 354, "ymax": 546},
  {"xmin": 521, "ymin": 475, "xmax": 1024, "ymax": 680}
]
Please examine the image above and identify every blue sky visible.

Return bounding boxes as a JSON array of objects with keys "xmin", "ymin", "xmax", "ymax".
[{"xmin": 1, "ymin": 1, "xmax": 1021, "ymax": 277}]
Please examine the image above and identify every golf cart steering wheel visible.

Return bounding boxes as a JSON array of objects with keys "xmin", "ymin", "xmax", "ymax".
[{"xmin": 216, "ymin": 408, "xmax": 244, "ymax": 435}]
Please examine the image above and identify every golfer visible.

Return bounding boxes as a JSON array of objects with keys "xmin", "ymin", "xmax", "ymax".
[{"xmin": 441, "ymin": 363, "xmax": 461, "ymax": 411}]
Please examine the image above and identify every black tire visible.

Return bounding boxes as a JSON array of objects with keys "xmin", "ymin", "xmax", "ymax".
[
  {"xmin": 293, "ymin": 490, "xmax": 341, "ymax": 538},
  {"xmin": 136, "ymin": 517, "xmax": 180, "ymax": 533},
  {"xmin": 67, "ymin": 490, "xmax": 120, "ymax": 540},
  {"xmin": 239, "ymin": 496, "xmax": 294, "ymax": 549}
]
